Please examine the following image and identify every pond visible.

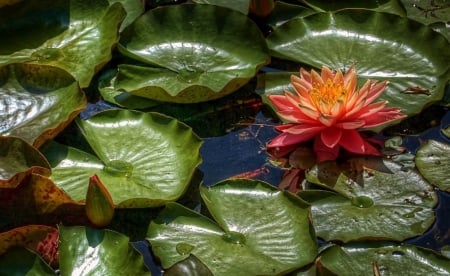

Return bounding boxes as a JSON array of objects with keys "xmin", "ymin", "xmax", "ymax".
[{"xmin": 0, "ymin": 0, "xmax": 450, "ymax": 275}]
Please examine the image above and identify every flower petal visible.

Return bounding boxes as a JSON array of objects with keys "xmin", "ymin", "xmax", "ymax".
[
  {"xmin": 321, "ymin": 65, "xmax": 335, "ymax": 82},
  {"xmin": 314, "ymin": 137, "xmax": 340, "ymax": 162},
  {"xmin": 365, "ymin": 80, "xmax": 388, "ymax": 105},
  {"xmin": 300, "ymin": 67, "xmax": 312, "ymax": 83},
  {"xmin": 338, "ymin": 129, "xmax": 366, "ymax": 154},
  {"xmin": 361, "ymin": 108, "xmax": 406, "ymax": 129},
  {"xmin": 320, "ymin": 127, "xmax": 342, "ymax": 148},
  {"xmin": 267, "ymin": 127, "xmax": 319, "ymax": 148},
  {"xmin": 277, "ymin": 110, "xmax": 320, "ymax": 124},
  {"xmin": 335, "ymin": 120, "xmax": 365, "ymax": 129},
  {"xmin": 268, "ymin": 94, "xmax": 295, "ymax": 111},
  {"xmin": 343, "ymin": 65, "xmax": 357, "ymax": 94},
  {"xmin": 283, "ymin": 124, "xmax": 324, "ymax": 135},
  {"xmin": 311, "ymin": 68, "xmax": 324, "ymax": 86}
]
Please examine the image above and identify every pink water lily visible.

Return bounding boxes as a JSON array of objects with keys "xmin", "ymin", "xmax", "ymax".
[{"xmin": 267, "ymin": 65, "xmax": 406, "ymax": 162}]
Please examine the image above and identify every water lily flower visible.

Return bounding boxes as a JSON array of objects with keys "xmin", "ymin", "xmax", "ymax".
[{"xmin": 267, "ymin": 65, "xmax": 406, "ymax": 162}]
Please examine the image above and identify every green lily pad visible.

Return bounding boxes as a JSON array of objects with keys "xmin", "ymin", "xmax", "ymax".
[
  {"xmin": 0, "ymin": 0, "xmax": 126, "ymax": 87},
  {"xmin": 108, "ymin": 0, "xmax": 144, "ymax": 32},
  {"xmin": 401, "ymin": 0, "xmax": 450, "ymax": 41},
  {"xmin": 302, "ymin": 158, "xmax": 437, "ymax": 242},
  {"xmin": 116, "ymin": 4, "xmax": 270, "ymax": 103},
  {"xmin": 98, "ymin": 68, "xmax": 160, "ymax": 109},
  {"xmin": 147, "ymin": 179, "xmax": 317, "ymax": 276},
  {"xmin": 58, "ymin": 226, "xmax": 149, "ymax": 275},
  {"xmin": 0, "ymin": 64, "xmax": 86, "ymax": 147},
  {"xmin": 43, "ymin": 109, "xmax": 203, "ymax": 207},
  {"xmin": 0, "ymin": 247, "xmax": 55, "ymax": 276},
  {"xmin": 0, "ymin": 136, "xmax": 51, "ymax": 185},
  {"xmin": 300, "ymin": 0, "xmax": 406, "ymax": 15},
  {"xmin": 415, "ymin": 140, "xmax": 450, "ymax": 191},
  {"xmin": 192, "ymin": 0, "xmax": 250, "ymax": 14},
  {"xmin": 316, "ymin": 243, "xmax": 450, "ymax": 275},
  {"xmin": 266, "ymin": 10, "xmax": 450, "ymax": 116}
]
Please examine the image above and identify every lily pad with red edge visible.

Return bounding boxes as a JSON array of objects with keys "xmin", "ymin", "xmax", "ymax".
[
  {"xmin": 0, "ymin": 172, "xmax": 87, "ymax": 229},
  {"xmin": 58, "ymin": 226, "xmax": 149, "ymax": 275},
  {"xmin": 0, "ymin": 0, "xmax": 126, "ymax": 87},
  {"xmin": 115, "ymin": 4, "xmax": 270, "ymax": 103},
  {"xmin": 301, "ymin": 157, "xmax": 437, "ymax": 242},
  {"xmin": 147, "ymin": 179, "xmax": 317, "ymax": 276},
  {"xmin": 266, "ymin": 10, "xmax": 450, "ymax": 117},
  {"xmin": 43, "ymin": 109, "xmax": 203, "ymax": 208},
  {"xmin": 0, "ymin": 64, "xmax": 86, "ymax": 147},
  {"xmin": 0, "ymin": 136, "xmax": 51, "ymax": 186},
  {"xmin": 316, "ymin": 243, "xmax": 450, "ymax": 275},
  {"xmin": 415, "ymin": 140, "xmax": 450, "ymax": 191},
  {"xmin": 0, "ymin": 225, "xmax": 58, "ymax": 267}
]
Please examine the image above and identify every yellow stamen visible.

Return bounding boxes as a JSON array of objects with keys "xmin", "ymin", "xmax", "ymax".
[{"xmin": 310, "ymin": 79, "xmax": 347, "ymax": 114}]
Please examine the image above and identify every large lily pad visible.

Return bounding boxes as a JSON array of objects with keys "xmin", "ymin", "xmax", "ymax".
[
  {"xmin": 43, "ymin": 109, "xmax": 203, "ymax": 207},
  {"xmin": 0, "ymin": 136, "xmax": 51, "ymax": 185},
  {"xmin": 316, "ymin": 243, "xmax": 450, "ymax": 275},
  {"xmin": 266, "ymin": 10, "xmax": 450, "ymax": 115},
  {"xmin": 0, "ymin": 0, "xmax": 126, "ymax": 87},
  {"xmin": 0, "ymin": 64, "xmax": 86, "ymax": 147},
  {"xmin": 147, "ymin": 179, "xmax": 317, "ymax": 276},
  {"xmin": 415, "ymin": 140, "xmax": 450, "ymax": 191},
  {"xmin": 58, "ymin": 226, "xmax": 149, "ymax": 275},
  {"xmin": 301, "ymin": 158, "xmax": 437, "ymax": 242},
  {"xmin": 116, "ymin": 4, "xmax": 270, "ymax": 103}
]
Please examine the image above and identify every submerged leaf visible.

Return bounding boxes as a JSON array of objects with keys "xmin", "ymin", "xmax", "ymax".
[{"xmin": 148, "ymin": 179, "xmax": 317, "ymax": 276}]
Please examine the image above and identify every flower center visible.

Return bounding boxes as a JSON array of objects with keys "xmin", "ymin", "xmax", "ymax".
[{"xmin": 310, "ymin": 79, "xmax": 347, "ymax": 110}]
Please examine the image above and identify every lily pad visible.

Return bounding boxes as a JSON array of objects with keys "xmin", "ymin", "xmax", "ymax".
[
  {"xmin": 108, "ymin": 0, "xmax": 144, "ymax": 32},
  {"xmin": 300, "ymin": 0, "xmax": 406, "ymax": 15},
  {"xmin": 0, "ymin": 172, "xmax": 86, "ymax": 229},
  {"xmin": 401, "ymin": 0, "xmax": 450, "ymax": 41},
  {"xmin": 316, "ymin": 243, "xmax": 450, "ymax": 275},
  {"xmin": 58, "ymin": 226, "xmax": 149, "ymax": 275},
  {"xmin": 98, "ymin": 68, "xmax": 159, "ymax": 109},
  {"xmin": 0, "ymin": 225, "xmax": 58, "ymax": 267},
  {"xmin": 0, "ymin": 136, "xmax": 51, "ymax": 185},
  {"xmin": 301, "ymin": 158, "xmax": 437, "ymax": 242},
  {"xmin": 0, "ymin": 64, "xmax": 86, "ymax": 147},
  {"xmin": 43, "ymin": 109, "xmax": 203, "ymax": 207},
  {"xmin": 0, "ymin": 247, "xmax": 55, "ymax": 276},
  {"xmin": 192, "ymin": 0, "xmax": 250, "ymax": 14},
  {"xmin": 266, "ymin": 10, "xmax": 450, "ymax": 116},
  {"xmin": 0, "ymin": 0, "xmax": 126, "ymax": 87},
  {"xmin": 147, "ymin": 179, "xmax": 317, "ymax": 276},
  {"xmin": 116, "ymin": 4, "xmax": 270, "ymax": 103},
  {"xmin": 415, "ymin": 140, "xmax": 450, "ymax": 191}
]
